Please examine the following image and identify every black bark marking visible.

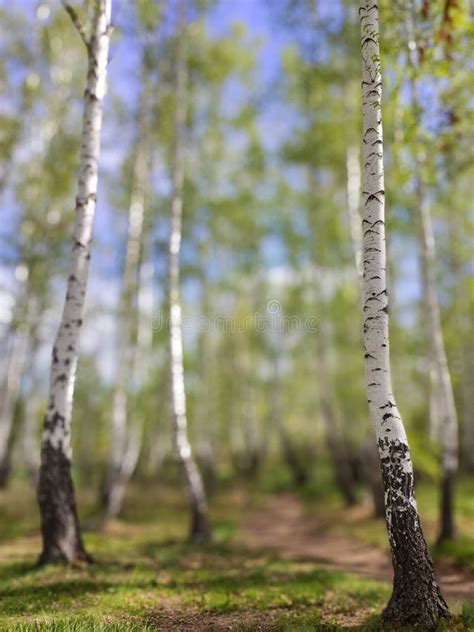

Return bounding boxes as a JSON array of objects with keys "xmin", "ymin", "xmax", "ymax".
[
  {"xmin": 379, "ymin": 401, "xmax": 395, "ymax": 409},
  {"xmin": 55, "ymin": 373, "xmax": 67, "ymax": 385}
]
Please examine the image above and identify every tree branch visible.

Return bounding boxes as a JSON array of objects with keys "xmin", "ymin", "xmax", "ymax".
[{"xmin": 61, "ymin": 1, "xmax": 90, "ymax": 49}]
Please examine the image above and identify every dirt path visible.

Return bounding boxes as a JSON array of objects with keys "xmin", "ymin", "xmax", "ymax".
[{"xmin": 241, "ymin": 493, "xmax": 474, "ymax": 602}]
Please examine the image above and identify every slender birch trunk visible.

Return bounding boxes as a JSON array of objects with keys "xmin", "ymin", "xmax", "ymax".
[
  {"xmin": 103, "ymin": 65, "xmax": 152, "ymax": 519},
  {"xmin": 417, "ymin": 184, "xmax": 459, "ymax": 541},
  {"xmin": 269, "ymin": 360, "xmax": 308, "ymax": 487},
  {"xmin": 315, "ymin": 318, "xmax": 357, "ymax": 505},
  {"xmin": 167, "ymin": 0, "xmax": 210, "ymax": 542},
  {"xmin": 22, "ymin": 389, "xmax": 40, "ymax": 485},
  {"xmin": 404, "ymin": 9, "xmax": 459, "ymax": 542},
  {"xmin": 18, "ymin": 326, "xmax": 42, "ymax": 485},
  {"xmin": 358, "ymin": 2, "xmax": 449, "ymax": 625},
  {"xmin": 0, "ymin": 264, "xmax": 31, "ymax": 486},
  {"xmin": 37, "ymin": 0, "xmax": 111, "ymax": 564},
  {"xmin": 307, "ymin": 169, "xmax": 357, "ymax": 505},
  {"xmin": 195, "ymin": 279, "xmax": 218, "ymax": 494},
  {"xmin": 346, "ymin": 144, "xmax": 385, "ymax": 517},
  {"xmin": 0, "ymin": 321, "xmax": 29, "ymax": 486}
]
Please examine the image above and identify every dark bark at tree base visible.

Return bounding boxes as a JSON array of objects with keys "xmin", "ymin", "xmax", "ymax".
[
  {"xmin": 328, "ymin": 438, "xmax": 357, "ymax": 506},
  {"xmin": 37, "ymin": 442, "xmax": 92, "ymax": 565},
  {"xmin": 382, "ymin": 583, "xmax": 450, "ymax": 629},
  {"xmin": 0, "ymin": 456, "xmax": 11, "ymax": 488},
  {"xmin": 201, "ymin": 460, "xmax": 219, "ymax": 498},
  {"xmin": 379, "ymin": 438, "xmax": 450, "ymax": 628},
  {"xmin": 189, "ymin": 504, "xmax": 212, "ymax": 543},
  {"xmin": 100, "ymin": 468, "xmax": 128, "ymax": 520},
  {"xmin": 369, "ymin": 475, "xmax": 385, "ymax": 519},
  {"xmin": 437, "ymin": 471, "xmax": 456, "ymax": 544},
  {"xmin": 280, "ymin": 431, "xmax": 309, "ymax": 487},
  {"xmin": 362, "ymin": 439, "xmax": 385, "ymax": 518},
  {"xmin": 231, "ymin": 450, "xmax": 264, "ymax": 480}
]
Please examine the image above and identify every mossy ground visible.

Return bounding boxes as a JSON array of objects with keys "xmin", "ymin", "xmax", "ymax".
[{"xmin": 0, "ymin": 480, "xmax": 472, "ymax": 631}]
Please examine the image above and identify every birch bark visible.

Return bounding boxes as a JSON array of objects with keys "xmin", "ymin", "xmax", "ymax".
[
  {"xmin": 346, "ymin": 144, "xmax": 385, "ymax": 517},
  {"xmin": 269, "ymin": 359, "xmax": 308, "ymax": 487},
  {"xmin": 358, "ymin": 1, "xmax": 449, "ymax": 625},
  {"xmin": 403, "ymin": 9, "xmax": 459, "ymax": 542},
  {"xmin": 0, "ymin": 319, "xmax": 29, "ymax": 486},
  {"xmin": 167, "ymin": 0, "xmax": 211, "ymax": 542},
  {"xmin": 0, "ymin": 264, "xmax": 31, "ymax": 486},
  {"xmin": 315, "ymin": 317, "xmax": 357, "ymax": 505},
  {"xmin": 37, "ymin": 0, "xmax": 111, "ymax": 564},
  {"xmin": 103, "ymin": 61, "xmax": 153, "ymax": 519},
  {"xmin": 307, "ymin": 169, "xmax": 357, "ymax": 505}
]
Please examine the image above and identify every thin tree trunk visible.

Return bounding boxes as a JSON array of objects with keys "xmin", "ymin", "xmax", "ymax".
[
  {"xmin": 0, "ymin": 322, "xmax": 29, "ymax": 486},
  {"xmin": 404, "ymin": 7, "xmax": 459, "ymax": 543},
  {"xmin": 358, "ymin": 2, "xmax": 449, "ymax": 625},
  {"xmin": 239, "ymin": 350, "xmax": 264, "ymax": 478},
  {"xmin": 194, "ymin": 250, "xmax": 218, "ymax": 494},
  {"xmin": 103, "ymin": 59, "xmax": 153, "ymax": 520},
  {"xmin": 418, "ymin": 186, "xmax": 459, "ymax": 542},
  {"xmin": 167, "ymin": 0, "xmax": 210, "ymax": 542},
  {"xmin": 37, "ymin": 0, "xmax": 111, "ymax": 564},
  {"xmin": 315, "ymin": 319, "xmax": 357, "ymax": 506},
  {"xmin": 460, "ymin": 315, "xmax": 474, "ymax": 471},
  {"xmin": 346, "ymin": 144, "xmax": 384, "ymax": 517},
  {"xmin": 307, "ymin": 168, "xmax": 357, "ymax": 505},
  {"xmin": 22, "ymin": 390, "xmax": 40, "ymax": 485},
  {"xmin": 269, "ymin": 362, "xmax": 309, "ymax": 487}
]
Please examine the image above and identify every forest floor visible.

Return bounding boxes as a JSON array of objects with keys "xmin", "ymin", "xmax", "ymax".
[
  {"xmin": 0, "ymin": 481, "xmax": 473, "ymax": 631},
  {"xmin": 241, "ymin": 493, "xmax": 474, "ymax": 600}
]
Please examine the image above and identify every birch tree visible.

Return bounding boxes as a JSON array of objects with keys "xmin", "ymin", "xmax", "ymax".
[
  {"xmin": 37, "ymin": 0, "xmax": 112, "ymax": 564},
  {"xmin": 346, "ymin": 140, "xmax": 384, "ymax": 517},
  {"xmin": 167, "ymin": 0, "xmax": 211, "ymax": 542},
  {"xmin": 358, "ymin": 1, "xmax": 449, "ymax": 625},
  {"xmin": 0, "ymin": 288, "xmax": 30, "ymax": 486},
  {"xmin": 102, "ymin": 43, "xmax": 154, "ymax": 520},
  {"xmin": 403, "ymin": 3, "xmax": 459, "ymax": 543}
]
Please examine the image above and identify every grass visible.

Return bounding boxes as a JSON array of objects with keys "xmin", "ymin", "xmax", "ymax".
[{"xmin": 0, "ymin": 479, "xmax": 472, "ymax": 631}]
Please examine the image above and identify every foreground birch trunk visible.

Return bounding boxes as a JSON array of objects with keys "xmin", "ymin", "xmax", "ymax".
[
  {"xmin": 37, "ymin": 0, "xmax": 111, "ymax": 564},
  {"xmin": 358, "ymin": 1, "xmax": 449, "ymax": 625},
  {"xmin": 167, "ymin": 0, "xmax": 211, "ymax": 542}
]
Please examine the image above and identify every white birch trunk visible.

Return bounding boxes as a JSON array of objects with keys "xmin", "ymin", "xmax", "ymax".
[
  {"xmin": 269, "ymin": 360, "xmax": 308, "ymax": 487},
  {"xmin": 37, "ymin": 0, "xmax": 111, "ymax": 564},
  {"xmin": 103, "ymin": 67, "xmax": 152, "ymax": 519},
  {"xmin": 315, "ymin": 317, "xmax": 357, "ymax": 505},
  {"xmin": 346, "ymin": 144, "xmax": 363, "ymax": 276},
  {"xmin": 167, "ymin": 0, "xmax": 210, "ymax": 542},
  {"xmin": 418, "ymin": 187, "xmax": 459, "ymax": 539},
  {"xmin": 0, "ymin": 322, "xmax": 29, "ymax": 486},
  {"xmin": 346, "ymin": 145, "xmax": 385, "ymax": 516},
  {"xmin": 22, "ymin": 390, "xmax": 41, "ymax": 484},
  {"xmin": 358, "ymin": 1, "xmax": 449, "ymax": 625}
]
